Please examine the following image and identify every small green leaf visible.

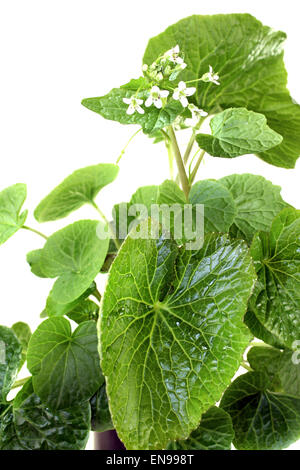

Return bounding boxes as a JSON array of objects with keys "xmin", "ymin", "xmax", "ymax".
[
  {"xmin": 168, "ymin": 407, "xmax": 234, "ymax": 450},
  {"xmin": 100, "ymin": 220, "xmax": 255, "ymax": 449},
  {"xmin": 196, "ymin": 108, "xmax": 282, "ymax": 158},
  {"xmin": 144, "ymin": 14, "xmax": 300, "ymax": 168},
  {"xmin": 0, "ymin": 184, "xmax": 27, "ymax": 246},
  {"xmin": 27, "ymin": 317, "xmax": 104, "ymax": 410},
  {"xmin": 82, "ymin": 78, "xmax": 183, "ymax": 135},
  {"xmin": 219, "ymin": 174, "xmax": 288, "ymax": 242},
  {"xmin": 189, "ymin": 180, "xmax": 236, "ymax": 233},
  {"xmin": 0, "ymin": 326, "xmax": 22, "ymax": 402},
  {"xmin": 12, "ymin": 379, "xmax": 90, "ymax": 450},
  {"xmin": 249, "ymin": 208, "xmax": 300, "ymax": 349},
  {"xmin": 34, "ymin": 164, "xmax": 119, "ymax": 222},
  {"xmin": 220, "ymin": 371, "xmax": 300, "ymax": 450},
  {"xmin": 67, "ymin": 299, "xmax": 99, "ymax": 324},
  {"xmin": 26, "ymin": 249, "xmax": 47, "ymax": 278},
  {"xmin": 39, "ymin": 220, "xmax": 109, "ymax": 305},
  {"xmin": 11, "ymin": 322, "xmax": 32, "ymax": 370},
  {"xmin": 90, "ymin": 382, "xmax": 114, "ymax": 433},
  {"xmin": 45, "ymin": 281, "xmax": 97, "ymax": 317}
]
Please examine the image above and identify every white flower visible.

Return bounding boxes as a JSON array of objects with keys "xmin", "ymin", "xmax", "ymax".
[
  {"xmin": 172, "ymin": 81, "xmax": 196, "ymax": 108},
  {"xmin": 163, "ymin": 45, "xmax": 182, "ymax": 64},
  {"xmin": 123, "ymin": 96, "xmax": 144, "ymax": 115},
  {"xmin": 142, "ymin": 64, "xmax": 148, "ymax": 72},
  {"xmin": 186, "ymin": 104, "xmax": 208, "ymax": 126},
  {"xmin": 145, "ymin": 86, "xmax": 169, "ymax": 109},
  {"xmin": 206, "ymin": 65, "xmax": 220, "ymax": 85}
]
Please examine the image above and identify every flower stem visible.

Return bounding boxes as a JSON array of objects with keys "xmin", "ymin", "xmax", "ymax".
[
  {"xmin": 91, "ymin": 201, "xmax": 121, "ymax": 250},
  {"xmin": 22, "ymin": 225, "xmax": 48, "ymax": 240},
  {"xmin": 183, "ymin": 130, "xmax": 196, "ymax": 165},
  {"xmin": 190, "ymin": 150, "xmax": 205, "ymax": 183},
  {"xmin": 116, "ymin": 128, "xmax": 142, "ymax": 164},
  {"xmin": 168, "ymin": 126, "xmax": 190, "ymax": 200}
]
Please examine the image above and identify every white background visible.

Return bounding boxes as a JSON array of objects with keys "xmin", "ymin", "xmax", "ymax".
[{"xmin": 0, "ymin": 0, "xmax": 299, "ymax": 450}]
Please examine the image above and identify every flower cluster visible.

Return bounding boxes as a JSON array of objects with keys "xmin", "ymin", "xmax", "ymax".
[{"xmin": 122, "ymin": 45, "xmax": 220, "ymax": 124}]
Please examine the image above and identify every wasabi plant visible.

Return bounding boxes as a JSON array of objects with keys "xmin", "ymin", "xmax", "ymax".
[{"xmin": 1, "ymin": 13, "xmax": 300, "ymax": 451}]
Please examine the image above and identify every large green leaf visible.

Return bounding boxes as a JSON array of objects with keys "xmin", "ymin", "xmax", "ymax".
[
  {"xmin": 11, "ymin": 322, "xmax": 32, "ymax": 370},
  {"xmin": 100, "ymin": 221, "xmax": 255, "ymax": 449},
  {"xmin": 38, "ymin": 220, "xmax": 109, "ymax": 305},
  {"xmin": 168, "ymin": 406, "xmax": 234, "ymax": 450},
  {"xmin": 0, "ymin": 184, "xmax": 27, "ymax": 246},
  {"xmin": 11, "ymin": 379, "xmax": 90, "ymax": 450},
  {"xmin": 248, "ymin": 346, "xmax": 300, "ymax": 397},
  {"xmin": 219, "ymin": 174, "xmax": 287, "ymax": 242},
  {"xmin": 143, "ymin": 14, "xmax": 300, "ymax": 168},
  {"xmin": 249, "ymin": 208, "xmax": 300, "ymax": 349},
  {"xmin": 27, "ymin": 318, "xmax": 104, "ymax": 410},
  {"xmin": 90, "ymin": 382, "xmax": 114, "ymax": 433},
  {"xmin": 0, "ymin": 326, "xmax": 22, "ymax": 402},
  {"xmin": 189, "ymin": 180, "xmax": 236, "ymax": 233},
  {"xmin": 196, "ymin": 108, "xmax": 282, "ymax": 158},
  {"xmin": 82, "ymin": 78, "xmax": 183, "ymax": 135},
  {"xmin": 0, "ymin": 404, "xmax": 25, "ymax": 450},
  {"xmin": 34, "ymin": 164, "xmax": 119, "ymax": 222},
  {"xmin": 220, "ymin": 371, "xmax": 300, "ymax": 450}
]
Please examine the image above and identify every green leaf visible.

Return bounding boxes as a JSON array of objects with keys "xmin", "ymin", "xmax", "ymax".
[
  {"xmin": 0, "ymin": 404, "xmax": 25, "ymax": 450},
  {"xmin": 12, "ymin": 379, "xmax": 90, "ymax": 450},
  {"xmin": 196, "ymin": 108, "xmax": 282, "ymax": 158},
  {"xmin": 219, "ymin": 174, "xmax": 288, "ymax": 242},
  {"xmin": 220, "ymin": 371, "xmax": 300, "ymax": 450},
  {"xmin": 26, "ymin": 249, "xmax": 47, "ymax": 278},
  {"xmin": 90, "ymin": 382, "xmax": 114, "ymax": 433},
  {"xmin": 11, "ymin": 322, "xmax": 32, "ymax": 369},
  {"xmin": 82, "ymin": 77, "xmax": 183, "ymax": 135},
  {"xmin": 38, "ymin": 220, "xmax": 109, "ymax": 305},
  {"xmin": 45, "ymin": 281, "xmax": 97, "ymax": 317},
  {"xmin": 34, "ymin": 164, "xmax": 119, "ymax": 222},
  {"xmin": 67, "ymin": 299, "xmax": 99, "ymax": 324},
  {"xmin": 248, "ymin": 346, "xmax": 300, "ymax": 397},
  {"xmin": 143, "ymin": 14, "xmax": 300, "ymax": 168},
  {"xmin": 0, "ymin": 184, "xmax": 27, "ymax": 246},
  {"xmin": 244, "ymin": 309, "xmax": 284, "ymax": 349},
  {"xmin": 0, "ymin": 326, "xmax": 22, "ymax": 402},
  {"xmin": 27, "ymin": 317, "xmax": 104, "ymax": 410},
  {"xmin": 158, "ymin": 180, "xmax": 186, "ymax": 205},
  {"xmin": 100, "ymin": 220, "xmax": 255, "ymax": 449},
  {"xmin": 189, "ymin": 180, "xmax": 236, "ymax": 232},
  {"xmin": 168, "ymin": 406, "xmax": 234, "ymax": 450},
  {"xmin": 249, "ymin": 208, "xmax": 300, "ymax": 349}
]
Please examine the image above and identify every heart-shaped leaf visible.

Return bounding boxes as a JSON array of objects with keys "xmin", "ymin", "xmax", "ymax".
[
  {"xmin": 38, "ymin": 220, "xmax": 109, "ymax": 305},
  {"xmin": 196, "ymin": 108, "xmax": 282, "ymax": 158},
  {"xmin": 143, "ymin": 14, "xmax": 300, "ymax": 168},
  {"xmin": 100, "ymin": 220, "xmax": 255, "ymax": 449},
  {"xmin": 220, "ymin": 371, "xmax": 300, "ymax": 450},
  {"xmin": 27, "ymin": 318, "xmax": 104, "ymax": 410},
  {"xmin": 168, "ymin": 406, "xmax": 234, "ymax": 450},
  {"xmin": 0, "ymin": 184, "xmax": 27, "ymax": 246},
  {"xmin": 34, "ymin": 164, "xmax": 119, "ymax": 222},
  {"xmin": 219, "ymin": 174, "xmax": 288, "ymax": 242}
]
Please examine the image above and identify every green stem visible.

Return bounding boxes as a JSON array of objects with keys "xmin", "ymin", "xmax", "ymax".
[
  {"xmin": 183, "ymin": 130, "xmax": 196, "ymax": 165},
  {"xmin": 91, "ymin": 201, "xmax": 121, "ymax": 250},
  {"xmin": 168, "ymin": 126, "xmax": 190, "ymax": 200},
  {"xmin": 165, "ymin": 139, "xmax": 174, "ymax": 180},
  {"xmin": 12, "ymin": 377, "xmax": 30, "ymax": 389},
  {"xmin": 116, "ymin": 128, "xmax": 142, "ymax": 164},
  {"xmin": 22, "ymin": 225, "xmax": 48, "ymax": 240},
  {"xmin": 190, "ymin": 150, "xmax": 205, "ymax": 183},
  {"xmin": 92, "ymin": 288, "xmax": 101, "ymax": 302},
  {"xmin": 241, "ymin": 361, "xmax": 253, "ymax": 372}
]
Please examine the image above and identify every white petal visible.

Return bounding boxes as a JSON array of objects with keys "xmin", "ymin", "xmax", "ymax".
[
  {"xmin": 178, "ymin": 81, "xmax": 186, "ymax": 90},
  {"xmin": 160, "ymin": 90, "xmax": 169, "ymax": 98},
  {"xmin": 154, "ymin": 99, "xmax": 162, "ymax": 109},
  {"xmin": 181, "ymin": 62, "xmax": 187, "ymax": 70},
  {"xmin": 213, "ymin": 79, "xmax": 220, "ymax": 85},
  {"xmin": 136, "ymin": 105, "xmax": 145, "ymax": 114},
  {"xmin": 174, "ymin": 45, "xmax": 180, "ymax": 53},
  {"xmin": 185, "ymin": 87, "xmax": 196, "ymax": 96},
  {"xmin": 151, "ymin": 85, "xmax": 160, "ymax": 93},
  {"xmin": 180, "ymin": 96, "xmax": 189, "ymax": 107},
  {"xmin": 126, "ymin": 105, "xmax": 135, "ymax": 115},
  {"xmin": 209, "ymin": 65, "xmax": 213, "ymax": 73},
  {"xmin": 123, "ymin": 98, "xmax": 131, "ymax": 104},
  {"xmin": 145, "ymin": 97, "xmax": 152, "ymax": 107},
  {"xmin": 136, "ymin": 98, "xmax": 144, "ymax": 105},
  {"xmin": 173, "ymin": 90, "xmax": 179, "ymax": 100},
  {"xmin": 176, "ymin": 57, "xmax": 184, "ymax": 64},
  {"xmin": 199, "ymin": 109, "xmax": 208, "ymax": 117}
]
